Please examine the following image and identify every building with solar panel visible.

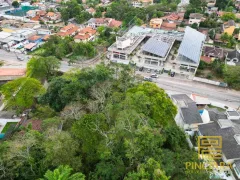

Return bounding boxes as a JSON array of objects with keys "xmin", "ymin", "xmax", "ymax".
[
  {"xmin": 138, "ymin": 35, "xmax": 175, "ymax": 67},
  {"xmin": 175, "ymin": 27, "xmax": 206, "ymax": 74}
]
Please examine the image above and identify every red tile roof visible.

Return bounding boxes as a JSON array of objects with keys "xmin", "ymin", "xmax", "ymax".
[
  {"xmin": 31, "ymin": 16, "xmax": 40, "ymax": 21},
  {"xmin": 0, "ymin": 68, "xmax": 26, "ymax": 76},
  {"xmin": 28, "ymin": 35, "xmax": 41, "ymax": 41},
  {"xmin": 57, "ymin": 24, "xmax": 79, "ymax": 37},
  {"xmin": 109, "ymin": 19, "xmax": 122, "ymax": 28},
  {"xmin": 160, "ymin": 22, "xmax": 177, "ymax": 30},
  {"xmin": 201, "ymin": 56, "xmax": 212, "ymax": 64},
  {"xmin": 24, "ymin": 43, "xmax": 37, "ymax": 49}
]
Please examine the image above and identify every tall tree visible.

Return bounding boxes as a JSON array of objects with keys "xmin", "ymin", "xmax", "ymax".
[
  {"xmin": 41, "ymin": 165, "xmax": 85, "ymax": 180},
  {"xmin": 27, "ymin": 56, "xmax": 60, "ymax": 81},
  {"xmin": 1, "ymin": 77, "xmax": 44, "ymax": 110}
]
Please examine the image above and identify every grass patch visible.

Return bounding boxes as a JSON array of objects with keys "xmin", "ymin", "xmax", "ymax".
[
  {"xmin": 208, "ymin": 104, "xmax": 226, "ymax": 112},
  {"xmin": 1, "ymin": 122, "xmax": 18, "ymax": 133},
  {"xmin": 28, "ymin": 47, "xmax": 45, "ymax": 56}
]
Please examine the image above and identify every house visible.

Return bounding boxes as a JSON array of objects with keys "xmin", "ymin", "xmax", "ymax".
[
  {"xmin": 109, "ymin": 19, "xmax": 122, "ymax": 28},
  {"xmin": 171, "ymin": 94, "xmax": 205, "ymax": 131},
  {"xmin": 190, "ymin": 93, "xmax": 210, "ymax": 107},
  {"xmin": 176, "ymin": 27, "xmax": 206, "ymax": 75},
  {"xmin": 86, "ymin": 7, "xmax": 96, "ymax": 15},
  {"xmin": 32, "ymin": 2, "xmax": 46, "ymax": 10},
  {"xmin": 24, "ymin": 43, "xmax": 38, "ymax": 52},
  {"xmin": 149, "ymin": 18, "xmax": 163, "ymax": 29},
  {"xmin": 87, "ymin": 18, "xmax": 122, "ymax": 29},
  {"xmin": 57, "ymin": 24, "xmax": 79, "ymax": 37},
  {"xmin": 161, "ymin": 12, "xmax": 185, "ymax": 24},
  {"xmin": 189, "ymin": 13, "xmax": 204, "ymax": 25},
  {"xmin": 74, "ymin": 27, "xmax": 96, "ymax": 42},
  {"xmin": 0, "ymin": 68, "xmax": 26, "ymax": 81},
  {"xmin": 203, "ymin": 46, "xmax": 225, "ymax": 60},
  {"xmin": 222, "ymin": 20, "xmax": 236, "ymax": 36},
  {"xmin": 28, "ymin": 35, "xmax": 42, "ymax": 43},
  {"xmin": 177, "ymin": 0, "xmax": 189, "ymax": 12},
  {"xmin": 26, "ymin": 10, "xmax": 38, "ymax": 18},
  {"xmin": 37, "ymin": 29, "xmax": 51, "ymax": 35},
  {"xmin": 206, "ymin": 0, "xmax": 216, "ymax": 7},
  {"xmin": 36, "ymin": 10, "xmax": 47, "ymax": 17},
  {"xmin": 160, "ymin": 22, "xmax": 177, "ymax": 31},
  {"xmin": 225, "ymin": 49, "xmax": 240, "ymax": 66},
  {"xmin": 44, "ymin": 12, "xmax": 61, "ymax": 22},
  {"xmin": 132, "ymin": 0, "xmax": 153, "ymax": 8},
  {"xmin": 198, "ymin": 119, "xmax": 240, "ymax": 178}
]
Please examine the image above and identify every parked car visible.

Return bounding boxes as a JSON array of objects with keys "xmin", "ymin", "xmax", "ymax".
[
  {"xmin": 147, "ymin": 69, "xmax": 151, "ymax": 73},
  {"xmin": 144, "ymin": 77, "xmax": 153, "ymax": 82},
  {"xmin": 170, "ymin": 72, "xmax": 175, "ymax": 77},
  {"xmin": 139, "ymin": 67, "xmax": 144, "ymax": 71},
  {"xmin": 150, "ymin": 74, "xmax": 158, "ymax": 78},
  {"xmin": 17, "ymin": 57, "xmax": 24, "ymax": 61}
]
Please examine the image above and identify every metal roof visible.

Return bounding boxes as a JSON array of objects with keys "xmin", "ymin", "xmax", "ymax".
[
  {"xmin": 178, "ymin": 27, "xmax": 206, "ymax": 63},
  {"xmin": 142, "ymin": 38, "xmax": 170, "ymax": 57}
]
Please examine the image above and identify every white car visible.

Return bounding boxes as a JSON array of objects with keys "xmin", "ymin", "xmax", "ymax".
[{"xmin": 150, "ymin": 74, "xmax": 158, "ymax": 78}]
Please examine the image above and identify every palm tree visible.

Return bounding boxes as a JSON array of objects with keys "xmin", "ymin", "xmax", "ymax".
[{"xmin": 42, "ymin": 165, "xmax": 85, "ymax": 180}]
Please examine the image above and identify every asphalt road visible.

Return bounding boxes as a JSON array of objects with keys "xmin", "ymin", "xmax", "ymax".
[
  {"xmin": 154, "ymin": 75, "xmax": 240, "ymax": 109},
  {"xmin": 0, "ymin": 49, "xmax": 74, "ymax": 72}
]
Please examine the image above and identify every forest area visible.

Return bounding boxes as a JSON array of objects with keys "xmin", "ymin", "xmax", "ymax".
[{"xmin": 0, "ymin": 63, "xmax": 209, "ymax": 180}]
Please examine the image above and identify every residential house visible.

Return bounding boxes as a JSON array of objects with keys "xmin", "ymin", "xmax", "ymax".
[
  {"xmin": 161, "ymin": 12, "xmax": 185, "ymax": 24},
  {"xmin": 24, "ymin": 43, "xmax": 38, "ymax": 52},
  {"xmin": 226, "ymin": 49, "xmax": 240, "ymax": 66},
  {"xmin": 86, "ymin": 8, "xmax": 96, "ymax": 15},
  {"xmin": 149, "ymin": 18, "xmax": 163, "ymax": 29},
  {"xmin": 171, "ymin": 94, "xmax": 206, "ymax": 131},
  {"xmin": 32, "ymin": 2, "xmax": 46, "ymax": 10},
  {"xmin": 28, "ymin": 35, "xmax": 42, "ymax": 44},
  {"xmin": 222, "ymin": 20, "xmax": 236, "ymax": 36},
  {"xmin": 132, "ymin": 0, "xmax": 153, "ymax": 8},
  {"xmin": 44, "ymin": 12, "xmax": 61, "ymax": 22},
  {"xmin": 74, "ymin": 27, "xmax": 97, "ymax": 43},
  {"xmin": 160, "ymin": 22, "xmax": 177, "ymax": 31},
  {"xmin": 176, "ymin": 27, "xmax": 206, "ymax": 75},
  {"xmin": 87, "ymin": 18, "xmax": 122, "ymax": 29},
  {"xmin": 198, "ymin": 116, "xmax": 240, "ymax": 179},
  {"xmin": 206, "ymin": 0, "xmax": 216, "ymax": 7},
  {"xmin": 26, "ymin": 10, "xmax": 38, "ymax": 18},
  {"xmin": 189, "ymin": 13, "xmax": 204, "ymax": 25},
  {"xmin": 57, "ymin": 24, "xmax": 79, "ymax": 37},
  {"xmin": 37, "ymin": 29, "xmax": 51, "ymax": 35},
  {"xmin": 202, "ymin": 46, "xmax": 225, "ymax": 60}
]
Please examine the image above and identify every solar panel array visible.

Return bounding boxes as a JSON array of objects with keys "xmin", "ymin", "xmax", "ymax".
[
  {"xmin": 178, "ymin": 27, "xmax": 206, "ymax": 63},
  {"xmin": 142, "ymin": 38, "xmax": 171, "ymax": 57}
]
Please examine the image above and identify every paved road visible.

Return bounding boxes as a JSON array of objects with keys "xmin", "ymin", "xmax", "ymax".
[
  {"xmin": 137, "ymin": 72, "xmax": 240, "ymax": 109},
  {"xmin": 0, "ymin": 49, "xmax": 75, "ymax": 72}
]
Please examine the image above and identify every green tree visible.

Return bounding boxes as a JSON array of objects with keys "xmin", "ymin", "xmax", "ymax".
[
  {"xmin": 42, "ymin": 165, "xmax": 85, "ymax": 180},
  {"xmin": 191, "ymin": 23, "xmax": 199, "ymax": 30},
  {"xmin": 1, "ymin": 77, "xmax": 44, "ymax": 111},
  {"xmin": 27, "ymin": 56, "xmax": 60, "ymax": 81},
  {"xmin": 125, "ymin": 158, "xmax": 169, "ymax": 180},
  {"xmin": 224, "ymin": 65, "xmax": 240, "ymax": 90},
  {"xmin": 12, "ymin": 1, "xmax": 20, "ymax": 8},
  {"xmin": 221, "ymin": 12, "xmax": 236, "ymax": 21}
]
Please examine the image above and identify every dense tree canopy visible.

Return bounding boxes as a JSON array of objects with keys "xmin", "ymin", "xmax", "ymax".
[{"xmin": 0, "ymin": 64, "xmax": 209, "ymax": 180}]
